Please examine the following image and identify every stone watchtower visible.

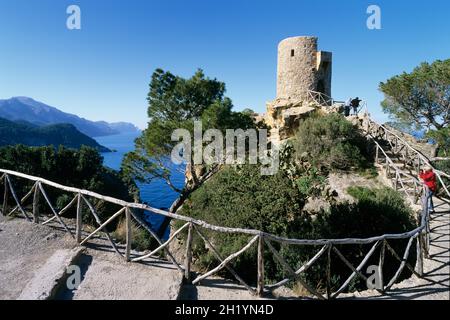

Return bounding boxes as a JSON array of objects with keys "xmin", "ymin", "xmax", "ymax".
[
  {"xmin": 266, "ymin": 36, "xmax": 332, "ymax": 140},
  {"xmin": 277, "ymin": 36, "xmax": 331, "ymax": 100}
]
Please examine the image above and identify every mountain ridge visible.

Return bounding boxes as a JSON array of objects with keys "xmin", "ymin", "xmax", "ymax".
[
  {"xmin": 0, "ymin": 117, "xmax": 111, "ymax": 152},
  {"xmin": 0, "ymin": 97, "xmax": 140, "ymax": 138}
]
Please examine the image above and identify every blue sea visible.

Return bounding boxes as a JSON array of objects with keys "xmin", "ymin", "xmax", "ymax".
[{"xmin": 95, "ymin": 132, "xmax": 185, "ymax": 238}]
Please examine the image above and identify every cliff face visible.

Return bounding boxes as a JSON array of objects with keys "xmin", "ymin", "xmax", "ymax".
[{"xmin": 265, "ymin": 99, "xmax": 317, "ymax": 140}]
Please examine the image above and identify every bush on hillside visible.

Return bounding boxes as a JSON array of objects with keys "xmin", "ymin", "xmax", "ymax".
[
  {"xmin": 280, "ymin": 186, "xmax": 417, "ymax": 292},
  {"xmin": 178, "ymin": 164, "xmax": 308, "ymax": 281},
  {"xmin": 113, "ymin": 216, "xmax": 157, "ymax": 252},
  {"xmin": 293, "ymin": 113, "xmax": 371, "ymax": 171}
]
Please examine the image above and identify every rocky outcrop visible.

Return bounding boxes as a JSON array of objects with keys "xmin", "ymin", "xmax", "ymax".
[{"xmin": 265, "ymin": 98, "xmax": 317, "ymax": 140}]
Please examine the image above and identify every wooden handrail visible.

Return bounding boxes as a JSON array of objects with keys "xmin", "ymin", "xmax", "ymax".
[{"xmin": 366, "ymin": 119, "xmax": 450, "ymax": 199}]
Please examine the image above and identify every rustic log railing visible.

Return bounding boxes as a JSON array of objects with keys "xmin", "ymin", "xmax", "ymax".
[
  {"xmin": 369, "ymin": 135, "xmax": 424, "ymax": 203},
  {"xmin": 307, "ymin": 90, "xmax": 337, "ymax": 106},
  {"xmin": 305, "ymin": 89, "xmax": 448, "ymax": 202},
  {"xmin": 364, "ymin": 118, "xmax": 450, "ymax": 201},
  {"xmin": 0, "ymin": 160, "xmax": 432, "ymax": 299}
]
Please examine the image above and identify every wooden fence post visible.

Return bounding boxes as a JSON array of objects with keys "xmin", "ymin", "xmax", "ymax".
[
  {"xmin": 375, "ymin": 146, "xmax": 379, "ymax": 164},
  {"xmin": 3, "ymin": 175, "xmax": 8, "ymax": 216},
  {"xmin": 416, "ymin": 234, "xmax": 424, "ymax": 276},
  {"xmin": 184, "ymin": 223, "xmax": 193, "ymax": 282},
  {"xmin": 417, "ymin": 156, "xmax": 421, "ymax": 175},
  {"xmin": 326, "ymin": 244, "xmax": 332, "ymax": 299},
  {"xmin": 76, "ymin": 193, "xmax": 83, "ymax": 244},
  {"xmin": 378, "ymin": 240, "xmax": 385, "ymax": 292},
  {"xmin": 394, "ymin": 173, "xmax": 399, "ymax": 190},
  {"xmin": 0, "ymin": 175, "xmax": 5, "ymax": 216},
  {"xmin": 413, "ymin": 183, "xmax": 418, "ymax": 204},
  {"xmin": 425, "ymin": 216, "xmax": 431, "ymax": 259},
  {"xmin": 385, "ymin": 160, "xmax": 390, "ymax": 177},
  {"xmin": 125, "ymin": 207, "xmax": 132, "ymax": 262},
  {"xmin": 33, "ymin": 182, "xmax": 39, "ymax": 223},
  {"xmin": 257, "ymin": 234, "xmax": 265, "ymax": 297}
]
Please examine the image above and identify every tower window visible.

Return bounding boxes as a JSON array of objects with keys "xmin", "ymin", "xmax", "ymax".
[{"xmin": 291, "ymin": 49, "xmax": 295, "ymax": 57}]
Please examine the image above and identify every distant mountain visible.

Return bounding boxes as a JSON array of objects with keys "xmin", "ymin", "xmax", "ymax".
[
  {"xmin": 0, "ymin": 117, "xmax": 111, "ymax": 152},
  {"xmin": 0, "ymin": 97, "xmax": 140, "ymax": 137},
  {"xmin": 108, "ymin": 122, "xmax": 142, "ymax": 133}
]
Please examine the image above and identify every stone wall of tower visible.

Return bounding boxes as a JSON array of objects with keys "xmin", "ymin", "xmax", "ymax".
[{"xmin": 276, "ymin": 36, "xmax": 332, "ymax": 101}]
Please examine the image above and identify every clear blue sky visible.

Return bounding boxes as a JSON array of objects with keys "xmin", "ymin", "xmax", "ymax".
[{"xmin": 1, "ymin": 0, "xmax": 449, "ymax": 129}]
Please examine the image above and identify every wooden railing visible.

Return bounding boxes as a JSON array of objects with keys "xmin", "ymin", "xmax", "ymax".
[
  {"xmin": 307, "ymin": 90, "xmax": 336, "ymax": 106},
  {"xmin": 0, "ymin": 161, "xmax": 431, "ymax": 299},
  {"xmin": 364, "ymin": 118, "xmax": 450, "ymax": 201},
  {"xmin": 305, "ymin": 89, "xmax": 449, "ymax": 201},
  {"xmin": 307, "ymin": 91, "xmax": 369, "ymax": 117}
]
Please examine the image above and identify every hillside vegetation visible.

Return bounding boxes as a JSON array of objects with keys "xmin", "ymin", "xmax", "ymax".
[
  {"xmin": 0, "ymin": 117, "xmax": 110, "ymax": 152},
  {"xmin": 178, "ymin": 113, "xmax": 417, "ymax": 293},
  {"xmin": 0, "ymin": 145, "xmax": 135, "ymax": 228}
]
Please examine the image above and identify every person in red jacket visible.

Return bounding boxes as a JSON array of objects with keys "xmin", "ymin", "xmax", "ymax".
[{"xmin": 419, "ymin": 165, "xmax": 437, "ymax": 212}]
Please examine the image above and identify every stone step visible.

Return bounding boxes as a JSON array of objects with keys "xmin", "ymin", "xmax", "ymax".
[{"xmin": 18, "ymin": 248, "xmax": 85, "ymax": 300}]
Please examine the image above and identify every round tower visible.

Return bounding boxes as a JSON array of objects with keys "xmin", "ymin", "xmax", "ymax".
[{"xmin": 276, "ymin": 36, "xmax": 331, "ymax": 101}]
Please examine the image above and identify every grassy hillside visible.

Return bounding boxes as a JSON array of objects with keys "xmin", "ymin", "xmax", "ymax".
[{"xmin": 0, "ymin": 117, "xmax": 111, "ymax": 152}]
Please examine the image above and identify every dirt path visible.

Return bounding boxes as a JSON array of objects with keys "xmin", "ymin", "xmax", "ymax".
[{"xmin": 0, "ymin": 216, "xmax": 74, "ymax": 299}]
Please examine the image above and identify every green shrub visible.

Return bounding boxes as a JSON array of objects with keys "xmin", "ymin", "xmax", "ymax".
[
  {"xmin": 278, "ymin": 187, "xmax": 417, "ymax": 292},
  {"xmin": 295, "ymin": 168, "xmax": 327, "ymax": 197},
  {"xmin": 178, "ymin": 164, "xmax": 307, "ymax": 282},
  {"xmin": 0, "ymin": 145, "xmax": 136, "ymax": 230},
  {"xmin": 323, "ymin": 186, "xmax": 416, "ymax": 237},
  {"xmin": 293, "ymin": 113, "xmax": 370, "ymax": 171}
]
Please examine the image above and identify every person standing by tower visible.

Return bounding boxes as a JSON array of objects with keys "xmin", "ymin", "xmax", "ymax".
[
  {"xmin": 351, "ymin": 97, "xmax": 362, "ymax": 116},
  {"xmin": 344, "ymin": 98, "xmax": 352, "ymax": 116}
]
